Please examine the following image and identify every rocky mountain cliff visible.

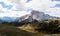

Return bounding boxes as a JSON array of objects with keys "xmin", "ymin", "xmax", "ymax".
[{"xmin": 17, "ymin": 10, "xmax": 57, "ymax": 23}]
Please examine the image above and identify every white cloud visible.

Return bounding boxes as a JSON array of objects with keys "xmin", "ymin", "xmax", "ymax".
[
  {"xmin": 8, "ymin": 0, "xmax": 27, "ymax": 10},
  {"xmin": 0, "ymin": 10, "xmax": 30, "ymax": 17},
  {"xmin": 45, "ymin": 8, "xmax": 60, "ymax": 17},
  {"xmin": 0, "ymin": 0, "xmax": 60, "ymax": 17},
  {"xmin": 0, "ymin": 0, "xmax": 12, "ymax": 5},
  {"xmin": 25, "ymin": 0, "xmax": 60, "ymax": 17},
  {"xmin": 24, "ymin": 0, "xmax": 55, "ymax": 11},
  {"xmin": 0, "ymin": 0, "xmax": 30, "ymax": 17}
]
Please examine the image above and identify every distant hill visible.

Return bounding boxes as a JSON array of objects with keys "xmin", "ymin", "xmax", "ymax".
[{"xmin": 0, "ymin": 17, "xmax": 17, "ymax": 23}]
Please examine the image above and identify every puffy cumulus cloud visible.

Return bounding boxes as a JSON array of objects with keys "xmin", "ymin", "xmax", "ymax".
[
  {"xmin": 0, "ymin": 0, "xmax": 30, "ymax": 17},
  {"xmin": 0, "ymin": 0, "xmax": 60, "ymax": 17},
  {"xmin": 25, "ymin": 0, "xmax": 60, "ymax": 17},
  {"xmin": 0, "ymin": 4, "xmax": 8, "ymax": 13},
  {"xmin": 44, "ymin": 8, "xmax": 60, "ymax": 17},
  {"xmin": 25, "ymin": 0, "xmax": 54, "ymax": 9},
  {"xmin": 9, "ymin": 0, "xmax": 55, "ymax": 11},
  {"xmin": 8, "ymin": 0, "xmax": 27, "ymax": 10},
  {"xmin": 0, "ymin": 10, "xmax": 30, "ymax": 17},
  {"xmin": 0, "ymin": 0, "xmax": 12, "ymax": 5}
]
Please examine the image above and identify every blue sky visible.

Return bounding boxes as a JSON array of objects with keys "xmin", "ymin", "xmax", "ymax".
[
  {"xmin": 0, "ymin": 2, "xmax": 13, "ymax": 9},
  {"xmin": 51, "ymin": 0, "xmax": 60, "ymax": 7},
  {"xmin": 0, "ymin": 0, "xmax": 60, "ymax": 9},
  {"xmin": 26, "ymin": 0, "xmax": 32, "ymax": 3},
  {"xmin": 1, "ymin": 0, "xmax": 60, "ymax": 9},
  {"xmin": 55, "ymin": 4, "xmax": 60, "ymax": 7},
  {"xmin": 52, "ymin": 0, "xmax": 60, "ymax": 1},
  {"xmin": 52, "ymin": 0, "xmax": 60, "ymax": 8},
  {"xmin": 0, "ymin": 0, "xmax": 60, "ymax": 17}
]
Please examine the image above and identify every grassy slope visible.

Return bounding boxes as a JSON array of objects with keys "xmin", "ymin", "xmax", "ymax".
[
  {"xmin": 0, "ymin": 24, "xmax": 33, "ymax": 36},
  {"xmin": 0, "ymin": 24, "xmax": 60, "ymax": 36}
]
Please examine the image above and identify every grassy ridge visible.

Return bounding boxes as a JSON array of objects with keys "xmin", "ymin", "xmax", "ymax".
[
  {"xmin": 0, "ymin": 24, "xmax": 33, "ymax": 36},
  {"xmin": 0, "ymin": 19, "xmax": 60, "ymax": 36},
  {"xmin": 1, "ymin": 24, "xmax": 60, "ymax": 36}
]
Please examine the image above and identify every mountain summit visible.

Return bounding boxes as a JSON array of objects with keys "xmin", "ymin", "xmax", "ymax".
[{"xmin": 17, "ymin": 10, "xmax": 57, "ymax": 22}]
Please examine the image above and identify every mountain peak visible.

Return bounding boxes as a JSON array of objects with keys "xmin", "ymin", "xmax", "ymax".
[{"xmin": 17, "ymin": 10, "xmax": 52, "ymax": 22}]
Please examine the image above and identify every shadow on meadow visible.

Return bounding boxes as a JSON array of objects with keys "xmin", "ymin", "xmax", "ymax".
[
  {"xmin": 0, "ymin": 24, "xmax": 34, "ymax": 36},
  {"xmin": 0, "ymin": 19, "xmax": 60, "ymax": 36}
]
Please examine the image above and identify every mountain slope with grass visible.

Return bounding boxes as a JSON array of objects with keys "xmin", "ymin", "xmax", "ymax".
[
  {"xmin": 0, "ymin": 24, "xmax": 34, "ymax": 36},
  {"xmin": 1, "ymin": 19, "xmax": 60, "ymax": 36}
]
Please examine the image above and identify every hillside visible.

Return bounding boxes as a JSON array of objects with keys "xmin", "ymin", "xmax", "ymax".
[
  {"xmin": 1, "ymin": 24, "xmax": 60, "ymax": 36},
  {"xmin": 0, "ymin": 19, "xmax": 60, "ymax": 36},
  {"xmin": 0, "ymin": 24, "xmax": 34, "ymax": 36},
  {"xmin": 0, "ymin": 24, "xmax": 53, "ymax": 36},
  {"xmin": 0, "ymin": 24, "xmax": 48, "ymax": 36}
]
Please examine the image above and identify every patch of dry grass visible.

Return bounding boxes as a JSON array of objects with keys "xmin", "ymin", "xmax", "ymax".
[{"xmin": 0, "ymin": 24, "xmax": 33, "ymax": 36}]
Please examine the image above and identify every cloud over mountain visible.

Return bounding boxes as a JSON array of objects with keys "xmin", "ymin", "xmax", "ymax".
[{"xmin": 0, "ymin": 0, "xmax": 60, "ymax": 17}]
